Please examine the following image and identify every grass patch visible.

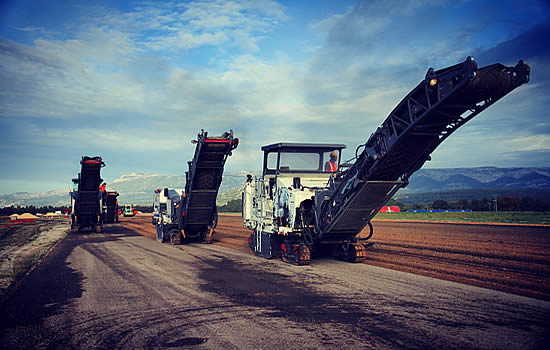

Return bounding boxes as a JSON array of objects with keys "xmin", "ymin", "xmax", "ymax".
[
  {"xmin": 11, "ymin": 246, "xmax": 43, "ymax": 280},
  {"xmin": 0, "ymin": 221, "xmax": 69, "ymax": 298},
  {"xmin": 0, "ymin": 223, "xmax": 43, "ymax": 248},
  {"xmin": 374, "ymin": 211, "xmax": 550, "ymax": 225}
]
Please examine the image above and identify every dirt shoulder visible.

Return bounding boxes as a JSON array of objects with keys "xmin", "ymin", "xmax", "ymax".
[
  {"xmin": 212, "ymin": 215, "xmax": 550, "ymax": 301},
  {"xmin": 0, "ymin": 220, "xmax": 70, "ymax": 299}
]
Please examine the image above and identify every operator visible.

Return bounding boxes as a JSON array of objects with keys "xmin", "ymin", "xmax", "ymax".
[{"xmin": 325, "ymin": 151, "xmax": 338, "ymax": 172}]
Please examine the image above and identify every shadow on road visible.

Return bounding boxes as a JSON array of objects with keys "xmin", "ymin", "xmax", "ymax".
[
  {"xmin": 196, "ymin": 256, "xmax": 431, "ymax": 348},
  {"xmin": 0, "ymin": 225, "xmax": 144, "ymax": 348}
]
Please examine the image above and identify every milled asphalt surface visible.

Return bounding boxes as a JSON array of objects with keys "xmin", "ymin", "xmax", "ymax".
[{"xmin": 1, "ymin": 222, "xmax": 549, "ymax": 349}]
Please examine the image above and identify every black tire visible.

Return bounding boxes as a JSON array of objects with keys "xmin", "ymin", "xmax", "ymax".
[
  {"xmin": 169, "ymin": 229, "xmax": 181, "ymax": 245},
  {"xmin": 156, "ymin": 219, "xmax": 165, "ymax": 242}
]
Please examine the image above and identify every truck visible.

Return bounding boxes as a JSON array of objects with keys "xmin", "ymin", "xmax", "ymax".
[
  {"xmin": 70, "ymin": 156, "xmax": 106, "ymax": 233},
  {"xmin": 243, "ymin": 57, "xmax": 530, "ymax": 265},
  {"xmin": 155, "ymin": 130, "xmax": 239, "ymax": 244},
  {"xmin": 103, "ymin": 191, "xmax": 120, "ymax": 223}
]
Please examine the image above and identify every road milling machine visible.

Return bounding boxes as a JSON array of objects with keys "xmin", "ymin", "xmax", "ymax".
[
  {"xmin": 243, "ymin": 57, "xmax": 530, "ymax": 265},
  {"xmin": 155, "ymin": 130, "xmax": 239, "ymax": 244},
  {"xmin": 70, "ymin": 156, "xmax": 106, "ymax": 232},
  {"xmin": 103, "ymin": 191, "xmax": 120, "ymax": 223}
]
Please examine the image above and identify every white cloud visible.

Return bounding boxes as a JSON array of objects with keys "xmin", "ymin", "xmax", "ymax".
[
  {"xmin": 0, "ymin": 0, "xmax": 293, "ymax": 120},
  {"xmin": 501, "ymin": 135, "xmax": 550, "ymax": 152},
  {"xmin": 310, "ymin": 11, "xmax": 349, "ymax": 36},
  {"xmin": 1, "ymin": 0, "xmax": 549, "ymax": 193},
  {"xmin": 28, "ymin": 126, "xmax": 178, "ymax": 152}
]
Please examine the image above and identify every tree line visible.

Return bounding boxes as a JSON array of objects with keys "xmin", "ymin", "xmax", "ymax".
[
  {"xmin": 0, "ymin": 204, "xmax": 155, "ymax": 216},
  {"xmin": 390, "ymin": 196, "xmax": 550, "ymax": 212},
  {"xmin": 2, "ymin": 195, "xmax": 549, "ymax": 216},
  {"xmin": 0, "ymin": 205, "xmax": 71, "ymax": 216}
]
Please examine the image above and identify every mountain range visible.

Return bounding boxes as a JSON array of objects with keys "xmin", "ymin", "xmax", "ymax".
[
  {"xmin": 0, "ymin": 171, "xmax": 253, "ymax": 208},
  {"xmin": 1, "ymin": 167, "xmax": 549, "ymax": 208},
  {"xmin": 401, "ymin": 167, "xmax": 550, "ymax": 192}
]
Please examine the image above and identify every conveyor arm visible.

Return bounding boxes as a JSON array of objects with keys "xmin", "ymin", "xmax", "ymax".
[{"xmin": 317, "ymin": 57, "xmax": 530, "ymax": 239}]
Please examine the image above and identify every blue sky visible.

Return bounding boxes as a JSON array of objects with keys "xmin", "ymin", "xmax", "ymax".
[{"xmin": 0, "ymin": 0, "xmax": 549, "ymax": 194}]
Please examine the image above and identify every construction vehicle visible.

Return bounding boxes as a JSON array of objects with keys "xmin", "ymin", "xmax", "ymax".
[
  {"xmin": 243, "ymin": 57, "xmax": 530, "ymax": 265},
  {"xmin": 103, "ymin": 191, "xmax": 120, "ymax": 223},
  {"xmin": 70, "ymin": 156, "xmax": 105, "ymax": 232},
  {"xmin": 156, "ymin": 130, "xmax": 239, "ymax": 244},
  {"xmin": 152, "ymin": 188, "xmax": 184, "ymax": 226},
  {"xmin": 123, "ymin": 205, "xmax": 136, "ymax": 217},
  {"xmin": 153, "ymin": 187, "xmax": 184, "ymax": 240}
]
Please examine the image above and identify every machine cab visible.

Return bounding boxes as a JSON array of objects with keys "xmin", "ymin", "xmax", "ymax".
[
  {"xmin": 243, "ymin": 143, "xmax": 346, "ymax": 238},
  {"xmin": 262, "ymin": 142, "xmax": 346, "ymax": 177},
  {"xmin": 260, "ymin": 143, "xmax": 346, "ymax": 208}
]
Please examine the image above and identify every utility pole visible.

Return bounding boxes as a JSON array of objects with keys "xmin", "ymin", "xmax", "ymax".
[{"xmin": 493, "ymin": 195, "xmax": 498, "ymax": 212}]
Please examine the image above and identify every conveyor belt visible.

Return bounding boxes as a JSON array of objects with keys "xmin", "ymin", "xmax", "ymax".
[
  {"xmin": 319, "ymin": 58, "xmax": 530, "ymax": 239},
  {"xmin": 73, "ymin": 156, "xmax": 105, "ymax": 229},
  {"xmin": 104, "ymin": 191, "xmax": 119, "ymax": 223},
  {"xmin": 183, "ymin": 131, "xmax": 238, "ymax": 236}
]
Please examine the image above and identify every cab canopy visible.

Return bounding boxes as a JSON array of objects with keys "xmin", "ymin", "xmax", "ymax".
[{"xmin": 261, "ymin": 142, "xmax": 346, "ymax": 176}]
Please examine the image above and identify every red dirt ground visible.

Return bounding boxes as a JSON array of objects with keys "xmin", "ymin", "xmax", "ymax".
[{"xmin": 120, "ymin": 214, "xmax": 550, "ymax": 301}]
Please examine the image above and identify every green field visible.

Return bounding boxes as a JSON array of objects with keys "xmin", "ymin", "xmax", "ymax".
[{"xmin": 374, "ymin": 211, "xmax": 550, "ymax": 225}]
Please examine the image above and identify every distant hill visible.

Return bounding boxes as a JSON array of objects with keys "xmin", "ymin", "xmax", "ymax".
[
  {"xmin": 393, "ymin": 188, "xmax": 550, "ymax": 205},
  {"xmin": 402, "ymin": 167, "xmax": 550, "ymax": 193},
  {"xmin": 1, "ymin": 167, "xmax": 548, "ymax": 207},
  {"xmin": 0, "ymin": 171, "xmax": 255, "ymax": 207},
  {"xmin": 0, "ymin": 189, "xmax": 70, "ymax": 208},
  {"xmin": 109, "ymin": 171, "xmax": 256, "ymax": 205}
]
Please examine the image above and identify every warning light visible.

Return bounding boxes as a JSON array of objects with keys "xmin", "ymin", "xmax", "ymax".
[{"xmin": 429, "ymin": 79, "xmax": 437, "ymax": 86}]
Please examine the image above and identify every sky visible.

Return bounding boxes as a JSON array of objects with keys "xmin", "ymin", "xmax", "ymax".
[{"xmin": 0, "ymin": 0, "xmax": 549, "ymax": 194}]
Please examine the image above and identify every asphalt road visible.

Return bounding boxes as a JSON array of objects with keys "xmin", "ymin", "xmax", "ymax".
[{"xmin": 1, "ymin": 218, "xmax": 549, "ymax": 349}]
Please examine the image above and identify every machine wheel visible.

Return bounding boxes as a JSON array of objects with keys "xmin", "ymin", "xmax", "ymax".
[
  {"xmin": 342, "ymin": 243, "xmax": 367, "ymax": 263},
  {"xmin": 201, "ymin": 230, "xmax": 214, "ymax": 244},
  {"xmin": 169, "ymin": 229, "xmax": 181, "ymax": 245},
  {"xmin": 298, "ymin": 245, "xmax": 311, "ymax": 265},
  {"xmin": 281, "ymin": 242, "xmax": 310, "ymax": 266},
  {"xmin": 199, "ymin": 208, "xmax": 218, "ymax": 244}
]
